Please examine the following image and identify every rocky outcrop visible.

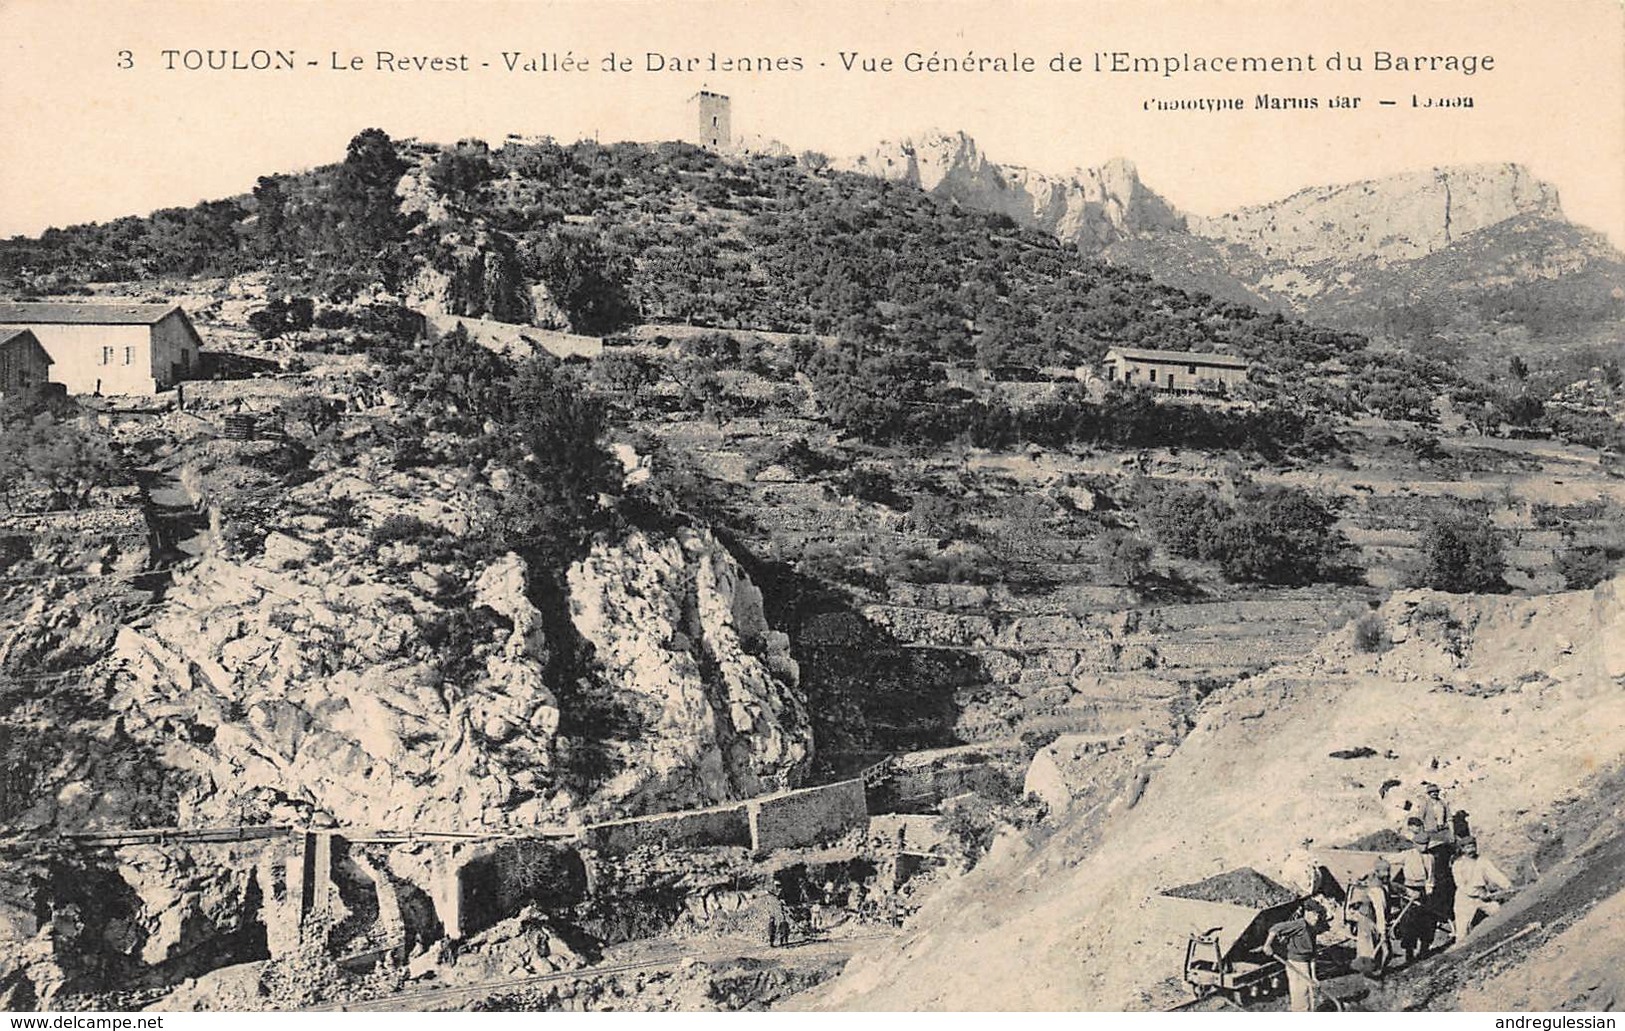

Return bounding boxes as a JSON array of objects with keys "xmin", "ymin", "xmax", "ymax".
[
  {"xmin": 833, "ymin": 132, "xmax": 1184, "ymax": 248},
  {"xmin": 15, "ymin": 458, "xmax": 810, "ymax": 835},
  {"xmin": 568, "ymin": 529, "xmax": 812, "ymax": 816},
  {"xmin": 1190, "ymin": 163, "xmax": 1563, "ymax": 267},
  {"xmin": 397, "ymin": 158, "xmax": 548, "ymax": 327}
]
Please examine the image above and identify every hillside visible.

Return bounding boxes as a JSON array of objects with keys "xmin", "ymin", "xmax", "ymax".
[
  {"xmin": 3, "ymin": 130, "xmax": 1624, "ymax": 1011},
  {"xmin": 0, "ymin": 134, "xmax": 1360, "ymax": 384},
  {"xmin": 810, "ymin": 578, "xmax": 1625, "ymax": 1010},
  {"xmin": 838, "ymin": 132, "xmax": 1625, "ymax": 380}
]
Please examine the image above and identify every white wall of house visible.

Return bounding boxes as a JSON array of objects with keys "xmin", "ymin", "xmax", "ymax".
[
  {"xmin": 1108, "ymin": 356, "xmax": 1248, "ymax": 393},
  {"xmin": 0, "ymin": 316, "xmax": 199, "ymax": 395},
  {"xmin": 0, "ymin": 323, "xmax": 157, "ymax": 394}
]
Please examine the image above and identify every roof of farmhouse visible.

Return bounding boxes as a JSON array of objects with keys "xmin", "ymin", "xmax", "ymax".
[
  {"xmin": 0, "ymin": 302, "xmax": 183, "ymax": 326},
  {"xmin": 1105, "ymin": 346, "xmax": 1249, "ymax": 369},
  {"xmin": 0, "ymin": 327, "xmax": 52, "ymax": 361}
]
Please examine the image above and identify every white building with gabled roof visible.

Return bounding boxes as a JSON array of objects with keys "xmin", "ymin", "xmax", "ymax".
[{"xmin": 0, "ymin": 302, "xmax": 203, "ymax": 396}]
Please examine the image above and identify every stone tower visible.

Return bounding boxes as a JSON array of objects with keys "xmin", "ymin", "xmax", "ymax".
[{"xmin": 689, "ymin": 90, "xmax": 731, "ymax": 151}]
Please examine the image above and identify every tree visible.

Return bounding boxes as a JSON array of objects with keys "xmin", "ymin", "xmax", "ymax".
[
  {"xmin": 330, "ymin": 128, "xmax": 409, "ymax": 260},
  {"xmin": 1096, "ymin": 529, "xmax": 1154, "ymax": 586},
  {"xmin": 1139, "ymin": 482, "xmax": 1229, "ymax": 559},
  {"xmin": 0, "ymin": 401, "xmax": 119, "ymax": 510},
  {"xmin": 279, "ymin": 394, "xmax": 344, "ymax": 445},
  {"xmin": 1213, "ymin": 485, "xmax": 1354, "ymax": 586},
  {"xmin": 1555, "ymin": 545, "xmax": 1611, "ymax": 590},
  {"xmin": 1419, "ymin": 510, "xmax": 1507, "ymax": 593},
  {"xmin": 529, "ymin": 233, "xmax": 636, "ymax": 335},
  {"xmin": 495, "ymin": 356, "xmax": 623, "ymax": 570},
  {"xmin": 381, "ymin": 324, "xmax": 513, "ymax": 431},
  {"xmin": 248, "ymin": 296, "xmax": 315, "ymax": 339}
]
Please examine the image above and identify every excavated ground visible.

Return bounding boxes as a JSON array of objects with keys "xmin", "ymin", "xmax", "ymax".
[{"xmin": 803, "ymin": 578, "xmax": 1625, "ymax": 1011}]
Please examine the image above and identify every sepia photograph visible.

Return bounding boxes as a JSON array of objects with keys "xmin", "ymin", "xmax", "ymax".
[{"xmin": 1, "ymin": 0, "xmax": 1623, "ymax": 1016}]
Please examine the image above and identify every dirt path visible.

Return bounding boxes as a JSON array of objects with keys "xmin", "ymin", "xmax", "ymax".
[{"xmin": 326, "ymin": 931, "xmax": 895, "ymax": 1012}]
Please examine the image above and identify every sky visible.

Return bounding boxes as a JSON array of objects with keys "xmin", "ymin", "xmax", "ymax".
[{"xmin": 1, "ymin": 0, "xmax": 1622, "ymax": 245}]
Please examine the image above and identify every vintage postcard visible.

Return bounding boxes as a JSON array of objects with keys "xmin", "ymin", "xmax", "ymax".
[{"xmin": 1, "ymin": 0, "xmax": 1622, "ymax": 1015}]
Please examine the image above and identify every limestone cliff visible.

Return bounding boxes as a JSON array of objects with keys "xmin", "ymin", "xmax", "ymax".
[
  {"xmin": 832, "ymin": 131, "xmax": 1185, "ymax": 248},
  {"xmin": 568, "ymin": 528, "xmax": 810, "ymax": 815},
  {"xmin": 1190, "ymin": 163, "xmax": 1563, "ymax": 267},
  {"xmin": 7, "ymin": 466, "xmax": 810, "ymax": 835},
  {"xmin": 834, "ymin": 133, "xmax": 1621, "ymax": 345}
]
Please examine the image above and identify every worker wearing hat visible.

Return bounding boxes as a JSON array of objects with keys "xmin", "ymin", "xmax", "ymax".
[
  {"xmin": 1417, "ymin": 783, "xmax": 1453, "ymax": 893},
  {"xmin": 1451, "ymin": 837, "xmax": 1513, "ymax": 943},
  {"xmin": 1265, "ymin": 900, "xmax": 1327, "ymax": 1012},
  {"xmin": 1349, "ymin": 860, "xmax": 1392, "ymax": 977}
]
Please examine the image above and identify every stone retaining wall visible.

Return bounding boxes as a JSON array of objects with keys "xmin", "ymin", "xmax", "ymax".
[
  {"xmin": 746, "ymin": 778, "xmax": 869, "ymax": 854},
  {"xmin": 578, "ymin": 802, "xmax": 752, "ymax": 854}
]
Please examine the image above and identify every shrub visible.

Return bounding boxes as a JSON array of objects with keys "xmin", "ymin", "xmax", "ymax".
[
  {"xmin": 745, "ymin": 437, "xmax": 845, "ymax": 480},
  {"xmin": 372, "ymin": 513, "xmax": 439, "ymax": 545},
  {"xmin": 1139, "ymin": 482, "xmax": 1228, "ymax": 559},
  {"xmin": 834, "ymin": 467, "xmax": 902, "ymax": 508},
  {"xmin": 1418, "ymin": 510, "xmax": 1507, "ymax": 593},
  {"xmin": 1139, "ymin": 481, "xmax": 1356, "ymax": 586},
  {"xmin": 1096, "ymin": 529, "xmax": 1154, "ymax": 586},
  {"xmin": 1353, "ymin": 613, "xmax": 1390, "ymax": 653},
  {"xmin": 908, "ymin": 494, "xmax": 968, "ymax": 537},
  {"xmin": 1555, "ymin": 545, "xmax": 1611, "ymax": 590},
  {"xmin": 1413, "ymin": 598, "xmax": 1455, "ymax": 623},
  {"xmin": 1213, "ymin": 485, "xmax": 1355, "ymax": 587}
]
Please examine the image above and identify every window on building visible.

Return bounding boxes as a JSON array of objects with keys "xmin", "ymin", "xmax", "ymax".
[
  {"xmin": 713, "ymin": 116, "xmax": 718, "ymax": 126},
  {"xmin": 1149, "ymin": 368, "xmax": 1157, "ymax": 382},
  {"xmin": 124, "ymin": 346, "xmax": 134, "ymax": 365},
  {"xmin": 180, "ymin": 349, "xmax": 191, "ymax": 371},
  {"xmin": 1189, "ymin": 364, "xmax": 1197, "ymax": 375},
  {"xmin": 101, "ymin": 346, "xmax": 113, "ymax": 365}
]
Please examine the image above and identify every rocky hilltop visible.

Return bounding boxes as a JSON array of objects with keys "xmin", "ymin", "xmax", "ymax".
[
  {"xmin": 1190, "ymin": 163, "xmax": 1563, "ymax": 267},
  {"xmin": 834, "ymin": 132, "xmax": 1185, "ymax": 249},
  {"xmin": 835, "ymin": 133, "xmax": 1623, "ymax": 354}
]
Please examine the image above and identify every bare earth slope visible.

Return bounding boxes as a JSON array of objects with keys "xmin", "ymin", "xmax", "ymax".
[{"xmin": 810, "ymin": 579, "xmax": 1625, "ymax": 1010}]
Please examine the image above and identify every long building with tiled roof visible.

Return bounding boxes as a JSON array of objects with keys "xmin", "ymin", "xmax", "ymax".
[{"xmin": 0, "ymin": 302, "xmax": 202, "ymax": 395}]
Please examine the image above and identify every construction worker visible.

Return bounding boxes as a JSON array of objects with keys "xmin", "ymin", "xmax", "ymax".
[
  {"xmin": 1348, "ymin": 862, "xmax": 1391, "ymax": 977},
  {"xmin": 1451, "ymin": 837, "xmax": 1513, "ymax": 943},
  {"xmin": 1264, "ymin": 901, "xmax": 1327, "ymax": 1012},
  {"xmin": 1416, "ymin": 785, "xmax": 1453, "ymax": 894}
]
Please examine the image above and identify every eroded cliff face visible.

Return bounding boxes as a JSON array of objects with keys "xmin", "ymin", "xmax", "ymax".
[
  {"xmin": 568, "ymin": 528, "xmax": 811, "ymax": 815},
  {"xmin": 8, "ymin": 465, "xmax": 810, "ymax": 836},
  {"xmin": 1190, "ymin": 162, "xmax": 1563, "ymax": 267},
  {"xmin": 833, "ymin": 132, "xmax": 1185, "ymax": 248},
  {"xmin": 834, "ymin": 134, "xmax": 1614, "ymax": 330},
  {"xmin": 837, "ymin": 134, "xmax": 1565, "ymax": 270}
]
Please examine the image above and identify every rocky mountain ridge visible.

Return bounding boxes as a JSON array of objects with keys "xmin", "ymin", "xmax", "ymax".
[
  {"xmin": 833, "ymin": 131, "xmax": 1186, "ymax": 249},
  {"xmin": 834, "ymin": 131, "xmax": 1624, "ymax": 349}
]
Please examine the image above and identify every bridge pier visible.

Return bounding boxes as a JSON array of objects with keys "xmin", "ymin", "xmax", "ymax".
[{"xmin": 431, "ymin": 846, "xmax": 467, "ymax": 941}]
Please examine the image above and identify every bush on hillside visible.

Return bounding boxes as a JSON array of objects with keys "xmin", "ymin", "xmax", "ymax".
[
  {"xmin": 1417, "ymin": 510, "xmax": 1508, "ymax": 593},
  {"xmin": 1352, "ymin": 613, "xmax": 1390, "ymax": 653},
  {"xmin": 1555, "ymin": 545, "xmax": 1612, "ymax": 590}
]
